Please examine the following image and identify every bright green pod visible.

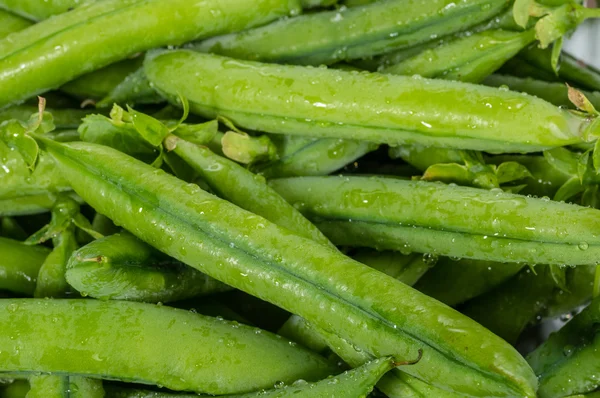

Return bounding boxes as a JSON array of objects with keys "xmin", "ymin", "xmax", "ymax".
[
  {"xmin": 105, "ymin": 357, "xmax": 394, "ymax": 398},
  {"xmin": 0, "ymin": 237, "xmax": 49, "ymax": 295},
  {"xmin": 528, "ymin": 296, "xmax": 600, "ymax": 398},
  {"xmin": 0, "ymin": 0, "xmax": 301, "ymax": 108},
  {"xmin": 145, "ymin": 51, "xmax": 598, "ymax": 153},
  {"xmin": 257, "ymin": 136, "xmax": 378, "ymax": 178},
  {"xmin": 26, "ymin": 375, "xmax": 103, "ymax": 398},
  {"xmin": 351, "ymin": 249, "xmax": 431, "ymax": 287},
  {"xmin": 0, "ymin": 9, "xmax": 31, "ymax": 40},
  {"xmin": 300, "ymin": 0, "xmax": 338, "ymax": 8},
  {"xmin": 483, "ymin": 74, "xmax": 600, "ymax": 110},
  {"xmin": 415, "ymin": 258, "xmax": 525, "ymax": 307},
  {"xmin": 96, "ymin": 66, "xmax": 163, "ymax": 108},
  {"xmin": 66, "ymin": 232, "xmax": 231, "ymax": 302},
  {"xmin": 194, "ymin": 0, "xmax": 507, "ymax": 66},
  {"xmin": 0, "ymin": 299, "xmax": 335, "ymax": 394},
  {"xmin": 382, "ymin": 29, "xmax": 536, "ymax": 83},
  {"xmin": 0, "ymin": 0, "xmax": 89, "ymax": 20},
  {"xmin": 36, "ymin": 138, "xmax": 538, "ymax": 396},
  {"xmin": 167, "ymin": 136, "xmax": 332, "ymax": 246},
  {"xmin": 269, "ymin": 176, "xmax": 600, "ymax": 265}
]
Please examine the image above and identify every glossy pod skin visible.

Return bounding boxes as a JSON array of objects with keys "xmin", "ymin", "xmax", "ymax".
[
  {"xmin": 145, "ymin": 51, "xmax": 597, "ymax": 153},
  {"xmin": 0, "ymin": 0, "xmax": 301, "ymax": 108},
  {"xmin": 37, "ymin": 138, "xmax": 537, "ymax": 397},
  {"xmin": 483, "ymin": 74, "xmax": 600, "ymax": 110},
  {"xmin": 528, "ymin": 296, "xmax": 600, "ymax": 398},
  {"xmin": 105, "ymin": 357, "xmax": 394, "ymax": 397},
  {"xmin": 26, "ymin": 375, "xmax": 103, "ymax": 398},
  {"xmin": 66, "ymin": 232, "xmax": 232, "ymax": 302},
  {"xmin": 0, "ymin": 9, "xmax": 31, "ymax": 40},
  {"xmin": 194, "ymin": 0, "xmax": 508, "ymax": 66},
  {"xmin": 0, "ymin": 237, "xmax": 49, "ymax": 295},
  {"xmin": 0, "ymin": 299, "xmax": 335, "ymax": 394},
  {"xmin": 0, "ymin": 0, "xmax": 88, "ymax": 20},
  {"xmin": 167, "ymin": 136, "xmax": 332, "ymax": 246},
  {"xmin": 382, "ymin": 29, "xmax": 536, "ymax": 83},
  {"xmin": 269, "ymin": 176, "xmax": 600, "ymax": 265}
]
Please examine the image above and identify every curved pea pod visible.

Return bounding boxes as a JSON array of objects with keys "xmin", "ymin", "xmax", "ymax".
[
  {"xmin": 0, "ymin": 0, "xmax": 89, "ymax": 20},
  {"xmin": 352, "ymin": 249, "xmax": 431, "ymax": 287},
  {"xmin": 105, "ymin": 357, "xmax": 394, "ymax": 398},
  {"xmin": 517, "ymin": 46, "xmax": 600, "ymax": 92},
  {"xmin": 527, "ymin": 296, "xmax": 600, "ymax": 397},
  {"xmin": 269, "ymin": 176, "xmax": 600, "ymax": 265},
  {"xmin": 382, "ymin": 29, "xmax": 536, "ymax": 83},
  {"xmin": 544, "ymin": 264, "xmax": 595, "ymax": 319},
  {"xmin": 36, "ymin": 138, "xmax": 537, "ymax": 397},
  {"xmin": 145, "ymin": 51, "xmax": 598, "ymax": 153},
  {"xmin": 194, "ymin": 0, "xmax": 507, "ymax": 66},
  {"xmin": 0, "ymin": 217, "xmax": 27, "ymax": 240},
  {"xmin": 483, "ymin": 74, "xmax": 600, "ymax": 110},
  {"xmin": 166, "ymin": 135, "xmax": 331, "ymax": 246},
  {"xmin": 0, "ymin": 237, "xmax": 49, "ymax": 295},
  {"xmin": 26, "ymin": 376, "xmax": 103, "ymax": 398},
  {"xmin": 66, "ymin": 232, "xmax": 232, "ymax": 302},
  {"xmin": 61, "ymin": 57, "xmax": 144, "ymax": 101},
  {"xmin": 0, "ymin": 299, "xmax": 336, "ymax": 394},
  {"xmin": 97, "ymin": 65, "xmax": 164, "ymax": 108},
  {"xmin": 257, "ymin": 136, "xmax": 378, "ymax": 178},
  {"xmin": 0, "ymin": 9, "xmax": 31, "ymax": 40},
  {"xmin": 0, "ymin": 0, "xmax": 302, "ymax": 108},
  {"xmin": 460, "ymin": 266, "xmax": 558, "ymax": 344},
  {"xmin": 415, "ymin": 258, "xmax": 525, "ymax": 307}
]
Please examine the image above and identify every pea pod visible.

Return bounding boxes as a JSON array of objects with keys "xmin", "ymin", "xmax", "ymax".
[
  {"xmin": 0, "ymin": 237, "xmax": 49, "ymax": 295},
  {"xmin": 66, "ymin": 232, "xmax": 232, "ymax": 302},
  {"xmin": 0, "ymin": 9, "xmax": 31, "ymax": 40},
  {"xmin": 0, "ymin": 0, "xmax": 88, "ymax": 20},
  {"xmin": 145, "ymin": 51, "xmax": 598, "ymax": 153},
  {"xmin": 96, "ymin": 65, "xmax": 164, "ymax": 107},
  {"xmin": 269, "ymin": 176, "xmax": 600, "ymax": 265},
  {"xmin": 26, "ymin": 376, "xmax": 103, "ymax": 398},
  {"xmin": 194, "ymin": 0, "xmax": 508, "ymax": 66},
  {"xmin": 382, "ymin": 29, "xmax": 536, "ymax": 83},
  {"xmin": 35, "ymin": 136, "xmax": 537, "ymax": 397},
  {"xmin": 483, "ymin": 74, "xmax": 600, "ymax": 109},
  {"xmin": 105, "ymin": 357, "xmax": 394, "ymax": 398},
  {"xmin": 528, "ymin": 296, "xmax": 600, "ymax": 397},
  {"xmin": 0, "ymin": 0, "xmax": 301, "ymax": 108},
  {"xmin": 0, "ymin": 299, "xmax": 336, "ymax": 394}
]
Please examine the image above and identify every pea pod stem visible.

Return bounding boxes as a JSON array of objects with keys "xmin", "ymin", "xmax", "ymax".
[
  {"xmin": 145, "ymin": 51, "xmax": 597, "ymax": 153},
  {"xmin": 36, "ymin": 137, "xmax": 537, "ymax": 397},
  {"xmin": 269, "ymin": 176, "xmax": 600, "ymax": 265},
  {"xmin": 0, "ymin": 0, "xmax": 301, "ymax": 108},
  {"xmin": 0, "ymin": 299, "xmax": 335, "ymax": 394},
  {"xmin": 66, "ymin": 232, "xmax": 232, "ymax": 302}
]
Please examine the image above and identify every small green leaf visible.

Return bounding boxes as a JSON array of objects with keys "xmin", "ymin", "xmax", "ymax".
[
  {"xmin": 549, "ymin": 264, "xmax": 569, "ymax": 292},
  {"xmin": 568, "ymin": 85, "xmax": 600, "ymax": 115},
  {"xmin": 550, "ymin": 37, "xmax": 563, "ymax": 75},
  {"xmin": 535, "ymin": 4, "xmax": 582, "ymax": 49},
  {"xmin": 1, "ymin": 120, "xmax": 39, "ymax": 169},
  {"xmin": 217, "ymin": 116, "xmax": 245, "ymax": 134},
  {"xmin": 127, "ymin": 106, "xmax": 170, "ymax": 147},
  {"xmin": 502, "ymin": 184, "xmax": 528, "ymax": 194},
  {"xmin": 221, "ymin": 131, "xmax": 277, "ymax": 164},
  {"xmin": 24, "ymin": 224, "xmax": 52, "ymax": 245},
  {"xmin": 578, "ymin": 149, "xmax": 592, "ymax": 182},
  {"xmin": 168, "ymin": 93, "xmax": 190, "ymax": 133},
  {"xmin": 513, "ymin": 0, "xmax": 535, "ymax": 28},
  {"xmin": 174, "ymin": 120, "xmax": 219, "ymax": 145},
  {"xmin": 73, "ymin": 213, "xmax": 103, "ymax": 240},
  {"xmin": 149, "ymin": 145, "xmax": 164, "ymax": 169},
  {"xmin": 543, "ymin": 147, "xmax": 579, "ymax": 176},
  {"xmin": 554, "ymin": 176, "xmax": 584, "ymax": 202},
  {"xmin": 593, "ymin": 139, "xmax": 600, "ymax": 174},
  {"xmin": 496, "ymin": 162, "xmax": 533, "ymax": 184},
  {"xmin": 422, "ymin": 163, "xmax": 472, "ymax": 186},
  {"xmin": 582, "ymin": 185, "xmax": 599, "ymax": 208}
]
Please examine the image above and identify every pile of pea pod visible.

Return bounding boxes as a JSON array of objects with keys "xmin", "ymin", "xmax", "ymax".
[{"xmin": 3, "ymin": 0, "xmax": 600, "ymax": 397}]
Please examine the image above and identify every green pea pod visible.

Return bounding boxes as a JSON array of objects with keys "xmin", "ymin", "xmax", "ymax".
[
  {"xmin": 460, "ymin": 266, "xmax": 558, "ymax": 344},
  {"xmin": 415, "ymin": 258, "xmax": 525, "ymax": 307},
  {"xmin": 483, "ymin": 74, "xmax": 600, "ymax": 110},
  {"xmin": 194, "ymin": 0, "xmax": 508, "ymax": 66},
  {"xmin": 26, "ymin": 375, "xmax": 103, "ymax": 398},
  {"xmin": 0, "ymin": 299, "xmax": 336, "ymax": 394},
  {"xmin": 0, "ymin": 106, "xmax": 93, "ymax": 130},
  {"xmin": 0, "ymin": 9, "xmax": 31, "ymax": 40},
  {"xmin": 61, "ymin": 57, "xmax": 144, "ymax": 101},
  {"xmin": 0, "ymin": 237, "xmax": 49, "ymax": 295},
  {"xmin": 528, "ymin": 296, "xmax": 600, "ymax": 397},
  {"xmin": 36, "ymin": 137, "xmax": 537, "ymax": 397},
  {"xmin": 351, "ymin": 249, "xmax": 432, "ymax": 287},
  {"xmin": 269, "ymin": 176, "xmax": 600, "ymax": 265},
  {"xmin": 382, "ymin": 29, "xmax": 537, "ymax": 83},
  {"xmin": 257, "ymin": 136, "xmax": 378, "ymax": 178},
  {"xmin": 300, "ymin": 0, "xmax": 338, "ymax": 8},
  {"xmin": 0, "ymin": 217, "xmax": 27, "ymax": 241},
  {"xmin": 278, "ymin": 314, "xmax": 330, "ymax": 353},
  {"xmin": 105, "ymin": 357, "xmax": 394, "ymax": 398},
  {"xmin": 0, "ymin": 0, "xmax": 302, "ymax": 108},
  {"xmin": 97, "ymin": 65, "xmax": 164, "ymax": 108},
  {"xmin": 66, "ymin": 232, "xmax": 232, "ymax": 302},
  {"xmin": 0, "ymin": 0, "xmax": 89, "ymax": 20},
  {"xmin": 166, "ymin": 135, "xmax": 332, "ymax": 246},
  {"xmin": 145, "ymin": 51, "xmax": 598, "ymax": 153},
  {"xmin": 517, "ymin": 46, "xmax": 600, "ymax": 92}
]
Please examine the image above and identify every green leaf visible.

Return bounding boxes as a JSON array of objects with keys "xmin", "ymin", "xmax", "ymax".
[
  {"xmin": 173, "ymin": 120, "xmax": 219, "ymax": 145},
  {"xmin": 582, "ymin": 185, "xmax": 599, "ymax": 208},
  {"xmin": 578, "ymin": 149, "xmax": 592, "ymax": 183},
  {"xmin": 543, "ymin": 147, "xmax": 579, "ymax": 176},
  {"xmin": 554, "ymin": 176, "xmax": 584, "ymax": 202},
  {"xmin": 535, "ymin": 4, "xmax": 582, "ymax": 49},
  {"xmin": 422, "ymin": 163, "xmax": 472, "ymax": 185},
  {"xmin": 127, "ymin": 105, "xmax": 170, "ymax": 147},
  {"xmin": 550, "ymin": 37, "xmax": 563, "ymax": 75},
  {"xmin": 217, "ymin": 115, "xmax": 245, "ymax": 134},
  {"xmin": 502, "ymin": 184, "xmax": 528, "ymax": 194},
  {"xmin": 221, "ymin": 131, "xmax": 278, "ymax": 164},
  {"xmin": 513, "ymin": 0, "xmax": 535, "ymax": 28},
  {"xmin": 496, "ymin": 162, "xmax": 533, "ymax": 184},
  {"xmin": 593, "ymin": 139, "xmax": 600, "ymax": 174},
  {"xmin": 72, "ymin": 213, "xmax": 103, "ymax": 240},
  {"xmin": 168, "ymin": 93, "xmax": 190, "ymax": 133},
  {"xmin": 1, "ymin": 120, "xmax": 39, "ymax": 169},
  {"xmin": 549, "ymin": 264, "xmax": 569, "ymax": 292}
]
